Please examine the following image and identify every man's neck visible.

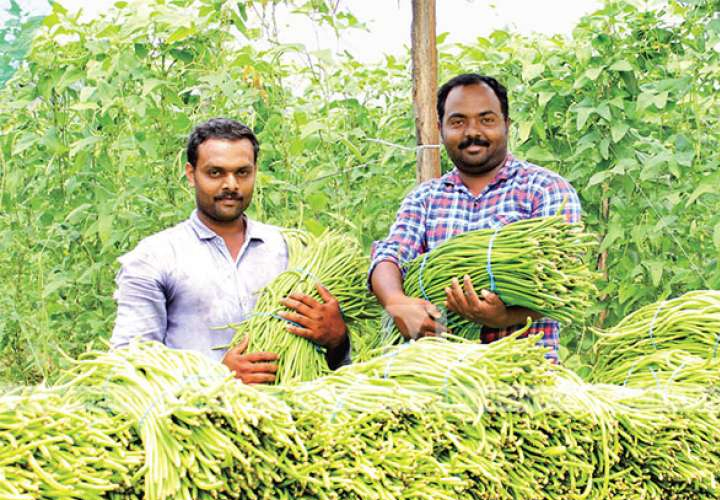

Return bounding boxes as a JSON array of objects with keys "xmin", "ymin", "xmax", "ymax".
[
  {"xmin": 458, "ymin": 162, "xmax": 504, "ymax": 197},
  {"xmin": 197, "ymin": 211, "xmax": 246, "ymax": 241}
]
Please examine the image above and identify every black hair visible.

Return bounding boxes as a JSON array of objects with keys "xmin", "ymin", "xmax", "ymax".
[
  {"xmin": 186, "ymin": 118, "xmax": 260, "ymax": 167},
  {"xmin": 437, "ymin": 74, "xmax": 509, "ymax": 122}
]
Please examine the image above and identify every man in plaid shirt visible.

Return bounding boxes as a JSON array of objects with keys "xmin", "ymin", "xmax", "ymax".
[{"xmin": 369, "ymin": 74, "xmax": 581, "ymax": 361}]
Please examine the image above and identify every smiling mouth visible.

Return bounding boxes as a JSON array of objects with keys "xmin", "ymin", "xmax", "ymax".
[
  {"xmin": 217, "ymin": 197, "xmax": 242, "ymax": 204},
  {"xmin": 465, "ymin": 144, "xmax": 486, "ymax": 153}
]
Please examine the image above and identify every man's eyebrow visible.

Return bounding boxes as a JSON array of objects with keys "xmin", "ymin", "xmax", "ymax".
[
  {"xmin": 204, "ymin": 164, "xmax": 253, "ymax": 170},
  {"xmin": 447, "ymin": 110, "xmax": 499, "ymax": 118}
]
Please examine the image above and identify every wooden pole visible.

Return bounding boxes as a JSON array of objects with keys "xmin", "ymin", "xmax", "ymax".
[{"xmin": 411, "ymin": 0, "xmax": 441, "ymax": 183}]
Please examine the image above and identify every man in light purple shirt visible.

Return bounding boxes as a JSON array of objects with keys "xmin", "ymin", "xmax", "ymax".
[{"xmin": 111, "ymin": 118, "xmax": 350, "ymax": 383}]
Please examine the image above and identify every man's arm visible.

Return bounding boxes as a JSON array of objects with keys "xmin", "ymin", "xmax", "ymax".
[
  {"xmin": 111, "ymin": 251, "xmax": 169, "ymax": 348},
  {"xmin": 112, "ymin": 247, "xmax": 279, "ymax": 384},
  {"xmin": 368, "ymin": 185, "xmax": 446, "ymax": 339},
  {"xmin": 371, "ymin": 261, "xmax": 446, "ymax": 339}
]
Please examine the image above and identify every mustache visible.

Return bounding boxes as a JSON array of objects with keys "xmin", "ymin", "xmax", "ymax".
[
  {"xmin": 459, "ymin": 137, "xmax": 490, "ymax": 150},
  {"xmin": 215, "ymin": 192, "xmax": 242, "ymax": 201}
]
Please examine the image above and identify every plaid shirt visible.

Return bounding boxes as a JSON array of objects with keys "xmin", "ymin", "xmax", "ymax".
[{"xmin": 370, "ymin": 153, "xmax": 582, "ymax": 361}]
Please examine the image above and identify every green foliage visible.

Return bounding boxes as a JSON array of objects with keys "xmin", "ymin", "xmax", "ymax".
[
  {"xmin": 1, "ymin": 0, "xmax": 719, "ymax": 383},
  {"xmin": 0, "ymin": 0, "xmax": 413, "ymax": 383},
  {"xmin": 0, "ymin": 0, "xmax": 44, "ymax": 87},
  {"xmin": 441, "ymin": 0, "xmax": 720, "ymax": 369}
]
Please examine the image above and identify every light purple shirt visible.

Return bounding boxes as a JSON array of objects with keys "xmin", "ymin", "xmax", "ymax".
[{"xmin": 111, "ymin": 210, "xmax": 288, "ymax": 362}]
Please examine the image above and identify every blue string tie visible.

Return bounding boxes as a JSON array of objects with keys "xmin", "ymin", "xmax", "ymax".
[
  {"xmin": 293, "ymin": 266, "xmax": 323, "ymax": 284},
  {"xmin": 382, "ymin": 343, "xmax": 409, "ymax": 379},
  {"xmin": 418, "ymin": 252, "xmax": 431, "ymax": 301},
  {"xmin": 486, "ymin": 226, "xmax": 502, "ymax": 292}
]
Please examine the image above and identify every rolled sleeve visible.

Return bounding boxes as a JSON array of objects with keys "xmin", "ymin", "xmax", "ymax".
[
  {"xmin": 110, "ymin": 250, "xmax": 168, "ymax": 349},
  {"xmin": 368, "ymin": 187, "xmax": 428, "ymax": 288}
]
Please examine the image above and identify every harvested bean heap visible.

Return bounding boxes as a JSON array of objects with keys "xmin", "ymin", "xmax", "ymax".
[
  {"xmin": 591, "ymin": 290, "xmax": 720, "ymax": 389},
  {"xmin": 401, "ymin": 213, "xmax": 598, "ymax": 339},
  {"xmin": 3, "ymin": 329, "xmax": 720, "ymax": 499},
  {"xmin": 0, "ymin": 387, "xmax": 143, "ymax": 499},
  {"xmin": 50, "ymin": 342, "xmax": 307, "ymax": 500},
  {"xmin": 228, "ymin": 229, "xmax": 377, "ymax": 384}
]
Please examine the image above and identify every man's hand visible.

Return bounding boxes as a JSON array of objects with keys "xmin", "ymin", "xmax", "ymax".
[
  {"xmin": 444, "ymin": 275, "xmax": 539, "ymax": 328},
  {"xmin": 278, "ymin": 283, "xmax": 347, "ymax": 351},
  {"xmin": 384, "ymin": 294, "xmax": 447, "ymax": 340},
  {"xmin": 222, "ymin": 335, "xmax": 279, "ymax": 384}
]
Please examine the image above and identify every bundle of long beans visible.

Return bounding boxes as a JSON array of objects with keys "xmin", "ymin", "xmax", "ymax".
[
  {"xmin": 53, "ymin": 341, "xmax": 307, "ymax": 500},
  {"xmin": 275, "ymin": 375, "xmax": 466, "ymax": 499},
  {"xmin": 329, "ymin": 332, "xmax": 619, "ymax": 500},
  {"xmin": 591, "ymin": 290, "xmax": 720, "ymax": 385},
  {"xmin": 0, "ymin": 387, "xmax": 143, "ymax": 499},
  {"xmin": 229, "ymin": 229, "xmax": 377, "ymax": 384},
  {"xmin": 401, "ymin": 214, "xmax": 598, "ymax": 337},
  {"xmin": 590, "ymin": 382, "xmax": 720, "ymax": 499}
]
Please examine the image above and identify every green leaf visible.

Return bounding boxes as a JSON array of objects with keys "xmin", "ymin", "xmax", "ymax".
[
  {"xmin": 596, "ymin": 103, "xmax": 611, "ymax": 121},
  {"xmin": 12, "ymin": 132, "xmax": 39, "ymax": 155},
  {"xmin": 538, "ymin": 92, "xmax": 555, "ymax": 107},
  {"xmin": 587, "ymin": 170, "xmax": 611, "ymax": 187},
  {"xmin": 301, "ymin": 121, "xmax": 325, "ymax": 139},
  {"xmin": 65, "ymin": 203, "xmax": 92, "ymax": 224},
  {"xmin": 644, "ymin": 260, "xmax": 663, "ymax": 287},
  {"xmin": 97, "ymin": 211, "xmax": 113, "ymax": 246},
  {"xmin": 307, "ymin": 192, "xmax": 329, "ymax": 212},
  {"xmin": 303, "ymin": 218, "xmax": 326, "ymax": 236},
  {"xmin": 42, "ymin": 276, "xmax": 69, "ymax": 299},
  {"xmin": 575, "ymin": 108, "xmax": 593, "ymax": 130},
  {"xmin": 714, "ymin": 223, "xmax": 720, "ymax": 252},
  {"xmin": 599, "ymin": 138, "xmax": 610, "ymax": 160},
  {"xmin": 610, "ymin": 122, "xmax": 629, "ymax": 143},
  {"xmin": 69, "ymin": 136, "xmax": 101, "ymax": 157},
  {"xmin": 142, "ymin": 78, "xmax": 164, "ymax": 96},
  {"xmin": 654, "ymin": 91, "xmax": 668, "ymax": 109},
  {"xmin": 166, "ymin": 26, "xmax": 195, "ymax": 44},
  {"xmin": 686, "ymin": 180, "xmax": 715, "ymax": 206},
  {"xmin": 637, "ymin": 91, "xmax": 655, "ymax": 110},
  {"xmin": 599, "ymin": 223, "xmax": 624, "ymax": 253},
  {"xmin": 522, "ymin": 63, "xmax": 544, "ymax": 81},
  {"xmin": 609, "ymin": 60, "xmax": 633, "ymax": 71},
  {"xmin": 517, "ymin": 121, "xmax": 532, "ymax": 143},
  {"xmin": 584, "ymin": 67, "xmax": 603, "ymax": 81}
]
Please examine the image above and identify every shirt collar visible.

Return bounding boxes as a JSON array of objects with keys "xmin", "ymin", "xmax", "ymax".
[
  {"xmin": 442, "ymin": 152, "xmax": 516, "ymax": 189},
  {"xmin": 189, "ymin": 210, "xmax": 268, "ymax": 243}
]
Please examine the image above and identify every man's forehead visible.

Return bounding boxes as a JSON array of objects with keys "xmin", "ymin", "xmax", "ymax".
[
  {"xmin": 197, "ymin": 138, "xmax": 255, "ymax": 163},
  {"xmin": 445, "ymin": 83, "xmax": 501, "ymax": 111},
  {"xmin": 198, "ymin": 137, "xmax": 253, "ymax": 152}
]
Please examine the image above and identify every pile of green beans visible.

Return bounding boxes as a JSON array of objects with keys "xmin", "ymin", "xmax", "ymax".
[
  {"xmin": 229, "ymin": 229, "xmax": 377, "ymax": 384},
  {"xmin": 591, "ymin": 290, "xmax": 720, "ymax": 385},
  {"xmin": 5, "ymin": 327, "xmax": 720, "ymax": 499},
  {"xmin": 401, "ymin": 213, "xmax": 598, "ymax": 337},
  {"xmin": 53, "ymin": 341, "xmax": 308, "ymax": 500},
  {"xmin": 292, "ymin": 331, "xmax": 612, "ymax": 500},
  {"xmin": 0, "ymin": 387, "xmax": 143, "ymax": 499}
]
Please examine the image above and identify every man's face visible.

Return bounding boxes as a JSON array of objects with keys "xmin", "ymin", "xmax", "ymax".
[
  {"xmin": 440, "ymin": 83, "xmax": 509, "ymax": 176},
  {"xmin": 185, "ymin": 138, "xmax": 256, "ymax": 224}
]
